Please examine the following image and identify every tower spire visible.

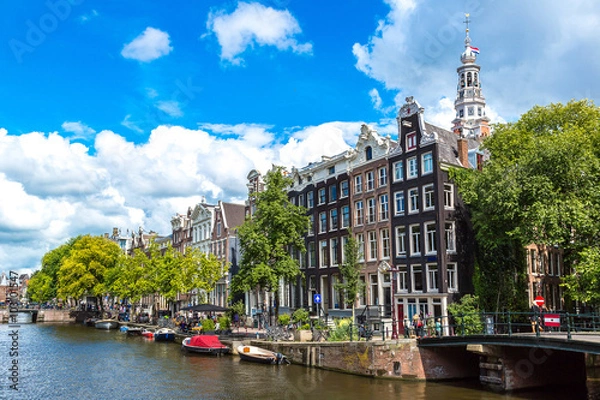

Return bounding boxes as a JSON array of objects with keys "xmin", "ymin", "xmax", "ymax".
[{"xmin": 451, "ymin": 14, "xmax": 490, "ymax": 139}]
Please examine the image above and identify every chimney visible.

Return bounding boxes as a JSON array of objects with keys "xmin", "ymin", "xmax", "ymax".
[{"xmin": 457, "ymin": 138, "xmax": 470, "ymax": 168}]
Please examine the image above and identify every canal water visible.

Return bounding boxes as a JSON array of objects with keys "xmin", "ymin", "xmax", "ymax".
[{"xmin": 1, "ymin": 323, "xmax": 599, "ymax": 399}]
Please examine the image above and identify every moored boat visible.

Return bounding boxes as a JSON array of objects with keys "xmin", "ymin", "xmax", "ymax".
[
  {"xmin": 95, "ymin": 319, "xmax": 119, "ymax": 330},
  {"xmin": 181, "ymin": 335, "xmax": 229, "ymax": 356},
  {"xmin": 84, "ymin": 317, "xmax": 99, "ymax": 327},
  {"xmin": 141, "ymin": 328, "xmax": 155, "ymax": 339},
  {"xmin": 154, "ymin": 328, "xmax": 176, "ymax": 342},
  {"xmin": 126, "ymin": 327, "xmax": 143, "ymax": 336},
  {"xmin": 237, "ymin": 345, "xmax": 289, "ymax": 365}
]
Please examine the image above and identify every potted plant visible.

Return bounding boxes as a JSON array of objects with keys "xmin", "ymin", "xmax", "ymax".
[{"xmin": 292, "ymin": 309, "xmax": 312, "ymax": 342}]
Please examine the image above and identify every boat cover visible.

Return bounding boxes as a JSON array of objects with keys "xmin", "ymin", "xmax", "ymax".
[{"xmin": 188, "ymin": 335, "xmax": 226, "ymax": 348}]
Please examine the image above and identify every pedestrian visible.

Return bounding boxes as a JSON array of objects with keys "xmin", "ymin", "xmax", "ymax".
[
  {"xmin": 530, "ymin": 304, "xmax": 540, "ymax": 333},
  {"xmin": 403, "ymin": 315, "xmax": 411, "ymax": 338},
  {"xmin": 412, "ymin": 313, "xmax": 421, "ymax": 338},
  {"xmin": 435, "ymin": 318, "xmax": 442, "ymax": 337}
]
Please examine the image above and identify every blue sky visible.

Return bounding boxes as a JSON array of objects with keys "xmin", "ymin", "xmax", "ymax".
[{"xmin": 1, "ymin": 0, "xmax": 599, "ymax": 276}]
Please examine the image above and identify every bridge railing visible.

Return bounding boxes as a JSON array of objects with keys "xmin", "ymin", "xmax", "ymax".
[{"xmin": 417, "ymin": 311, "xmax": 600, "ymax": 341}]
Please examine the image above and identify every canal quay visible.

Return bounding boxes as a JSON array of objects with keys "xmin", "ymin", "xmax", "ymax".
[{"xmin": 2, "ymin": 321, "xmax": 600, "ymax": 399}]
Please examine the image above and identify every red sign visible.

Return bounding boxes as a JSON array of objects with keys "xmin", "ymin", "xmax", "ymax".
[
  {"xmin": 534, "ymin": 296, "xmax": 545, "ymax": 307},
  {"xmin": 544, "ymin": 314, "xmax": 560, "ymax": 327}
]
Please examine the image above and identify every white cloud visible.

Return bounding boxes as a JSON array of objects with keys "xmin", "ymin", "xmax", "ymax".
[
  {"xmin": 121, "ymin": 27, "xmax": 173, "ymax": 62},
  {"xmin": 206, "ymin": 1, "xmax": 312, "ymax": 65},
  {"xmin": 0, "ymin": 120, "xmax": 369, "ymax": 274},
  {"xmin": 352, "ymin": 1, "xmax": 600, "ymax": 123},
  {"xmin": 156, "ymin": 100, "xmax": 183, "ymax": 118},
  {"xmin": 121, "ymin": 114, "xmax": 144, "ymax": 133},
  {"xmin": 62, "ymin": 121, "xmax": 96, "ymax": 139}
]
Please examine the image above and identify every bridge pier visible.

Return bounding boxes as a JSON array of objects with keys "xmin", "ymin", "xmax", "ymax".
[{"xmin": 468, "ymin": 344, "xmax": 586, "ymax": 391}]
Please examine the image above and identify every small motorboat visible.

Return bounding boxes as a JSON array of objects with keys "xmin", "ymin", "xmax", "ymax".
[
  {"xmin": 95, "ymin": 319, "xmax": 119, "ymax": 330},
  {"xmin": 154, "ymin": 328, "xmax": 176, "ymax": 342},
  {"xmin": 126, "ymin": 327, "xmax": 143, "ymax": 336},
  {"xmin": 84, "ymin": 317, "xmax": 98, "ymax": 327},
  {"xmin": 119, "ymin": 325, "xmax": 129, "ymax": 333},
  {"xmin": 141, "ymin": 328, "xmax": 155, "ymax": 339},
  {"xmin": 237, "ymin": 345, "xmax": 290, "ymax": 365},
  {"xmin": 181, "ymin": 335, "xmax": 229, "ymax": 356}
]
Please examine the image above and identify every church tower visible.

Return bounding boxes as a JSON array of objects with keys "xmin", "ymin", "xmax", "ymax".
[{"xmin": 451, "ymin": 14, "xmax": 490, "ymax": 138}]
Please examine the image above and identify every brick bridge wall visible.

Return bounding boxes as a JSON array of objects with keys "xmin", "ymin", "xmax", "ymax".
[{"xmin": 256, "ymin": 339, "xmax": 479, "ymax": 380}]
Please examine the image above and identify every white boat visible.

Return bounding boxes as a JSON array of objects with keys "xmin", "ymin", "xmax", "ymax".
[
  {"xmin": 154, "ymin": 328, "xmax": 176, "ymax": 342},
  {"xmin": 95, "ymin": 319, "xmax": 119, "ymax": 330},
  {"xmin": 237, "ymin": 345, "xmax": 289, "ymax": 365}
]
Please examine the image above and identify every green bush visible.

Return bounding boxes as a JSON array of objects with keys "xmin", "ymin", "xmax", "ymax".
[
  {"xmin": 448, "ymin": 294, "xmax": 484, "ymax": 335},
  {"xmin": 326, "ymin": 318, "xmax": 357, "ymax": 342},
  {"xmin": 278, "ymin": 313, "xmax": 291, "ymax": 326},
  {"xmin": 201, "ymin": 318, "xmax": 215, "ymax": 331},
  {"xmin": 218, "ymin": 315, "xmax": 230, "ymax": 329},
  {"xmin": 292, "ymin": 308, "xmax": 309, "ymax": 325}
]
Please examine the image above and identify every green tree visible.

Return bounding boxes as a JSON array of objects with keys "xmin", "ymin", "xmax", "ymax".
[
  {"xmin": 28, "ymin": 237, "xmax": 79, "ymax": 303},
  {"xmin": 453, "ymin": 100, "xmax": 600, "ymax": 309},
  {"xmin": 106, "ymin": 247, "xmax": 156, "ymax": 309},
  {"xmin": 178, "ymin": 247, "xmax": 226, "ymax": 303},
  {"xmin": 231, "ymin": 166, "xmax": 309, "ymax": 320},
  {"xmin": 335, "ymin": 229, "xmax": 364, "ymax": 324},
  {"xmin": 57, "ymin": 235, "xmax": 124, "ymax": 310},
  {"xmin": 447, "ymin": 294, "xmax": 484, "ymax": 335},
  {"xmin": 27, "ymin": 271, "xmax": 55, "ymax": 304}
]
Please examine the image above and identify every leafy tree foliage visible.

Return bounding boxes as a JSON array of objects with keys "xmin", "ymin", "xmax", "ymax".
[
  {"xmin": 447, "ymin": 294, "xmax": 484, "ymax": 335},
  {"xmin": 27, "ymin": 237, "xmax": 79, "ymax": 303},
  {"xmin": 231, "ymin": 166, "xmax": 309, "ymax": 317},
  {"xmin": 57, "ymin": 235, "xmax": 124, "ymax": 309},
  {"xmin": 453, "ymin": 100, "xmax": 600, "ymax": 308},
  {"xmin": 335, "ymin": 229, "xmax": 364, "ymax": 323}
]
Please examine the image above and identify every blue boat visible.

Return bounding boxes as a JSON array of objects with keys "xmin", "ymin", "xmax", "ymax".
[{"xmin": 154, "ymin": 328, "xmax": 176, "ymax": 342}]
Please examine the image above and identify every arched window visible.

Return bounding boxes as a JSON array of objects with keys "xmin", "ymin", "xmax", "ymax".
[
  {"xmin": 474, "ymin": 73, "xmax": 479, "ymax": 87},
  {"xmin": 366, "ymin": 146, "xmax": 373, "ymax": 161},
  {"xmin": 467, "ymin": 72, "xmax": 472, "ymax": 87},
  {"xmin": 460, "ymin": 73, "xmax": 465, "ymax": 88}
]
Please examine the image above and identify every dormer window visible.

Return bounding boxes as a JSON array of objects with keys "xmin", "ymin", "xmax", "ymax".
[
  {"xmin": 329, "ymin": 166, "xmax": 335, "ymax": 174},
  {"xmin": 365, "ymin": 146, "xmax": 373, "ymax": 161}
]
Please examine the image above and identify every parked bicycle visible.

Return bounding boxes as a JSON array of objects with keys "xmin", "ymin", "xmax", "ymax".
[{"xmin": 265, "ymin": 323, "xmax": 294, "ymax": 341}]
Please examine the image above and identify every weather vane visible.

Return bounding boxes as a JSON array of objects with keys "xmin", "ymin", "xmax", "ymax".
[{"xmin": 464, "ymin": 13, "xmax": 470, "ymax": 35}]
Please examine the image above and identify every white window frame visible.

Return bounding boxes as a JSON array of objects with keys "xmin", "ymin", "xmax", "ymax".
[
  {"xmin": 397, "ymin": 265, "xmax": 408, "ymax": 292},
  {"xmin": 444, "ymin": 183, "xmax": 454, "ymax": 209},
  {"xmin": 425, "ymin": 222, "xmax": 437, "ymax": 255},
  {"xmin": 307, "ymin": 191, "xmax": 314, "ymax": 209},
  {"xmin": 411, "ymin": 265, "xmax": 423, "ymax": 292},
  {"xmin": 380, "ymin": 228, "xmax": 390, "ymax": 259},
  {"xmin": 395, "ymin": 226, "xmax": 406, "ymax": 257},
  {"xmin": 354, "ymin": 175, "xmax": 363, "ymax": 194},
  {"xmin": 379, "ymin": 194, "xmax": 389, "ymax": 221},
  {"xmin": 394, "ymin": 191, "xmax": 405, "ymax": 216},
  {"xmin": 355, "ymin": 201, "xmax": 364, "ymax": 226},
  {"xmin": 409, "ymin": 224, "xmax": 421, "ymax": 256},
  {"xmin": 408, "ymin": 188, "xmax": 419, "ymax": 213},
  {"xmin": 318, "ymin": 188, "xmax": 326, "ymax": 205},
  {"xmin": 378, "ymin": 167, "xmax": 388, "ymax": 187},
  {"xmin": 447, "ymin": 262, "xmax": 458, "ymax": 292},
  {"xmin": 341, "ymin": 205, "xmax": 350, "ymax": 228},
  {"xmin": 426, "ymin": 263, "xmax": 438, "ymax": 292},
  {"xmin": 422, "ymin": 152, "xmax": 433, "ymax": 175},
  {"xmin": 445, "ymin": 222, "xmax": 456, "ymax": 253},
  {"xmin": 366, "ymin": 171, "xmax": 375, "ymax": 191},
  {"xmin": 340, "ymin": 180, "xmax": 349, "ymax": 198},
  {"xmin": 423, "ymin": 184, "xmax": 435, "ymax": 211},
  {"xmin": 330, "ymin": 209, "xmax": 338, "ymax": 231},
  {"xmin": 367, "ymin": 198, "xmax": 376, "ymax": 224},
  {"xmin": 319, "ymin": 240, "xmax": 328, "ymax": 267},
  {"xmin": 356, "ymin": 233, "xmax": 365, "ymax": 262},
  {"xmin": 308, "ymin": 215, "xmax": 314, "ymax": 236},
  {"xmin": 393, "ymin": 161, "xmax": 404, "ymax": 182},
  {"xmin": 408, "ymin": 157, "xmax": 418, "ymax": 179},
  {"xmin": 319, "ymin": 212, "xmax": 327, "ymax": 233},
  {"xmin": 368, "ymin": 231, "xmax": 377, "ymax": 261},
  {"xmin": 330, "ymin": 237, "xmax": 339, "ymax": 266}
]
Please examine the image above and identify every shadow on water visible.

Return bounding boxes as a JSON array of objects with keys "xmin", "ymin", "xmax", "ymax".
[{"xmin": 1, "ymin": 323, "xmax": 599, "ymax": 399}]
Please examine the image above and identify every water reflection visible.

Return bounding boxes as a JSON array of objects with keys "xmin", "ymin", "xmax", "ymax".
[{"xmin": 0, "ymin": 323, "xmax": 597, "ymax": 399}]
